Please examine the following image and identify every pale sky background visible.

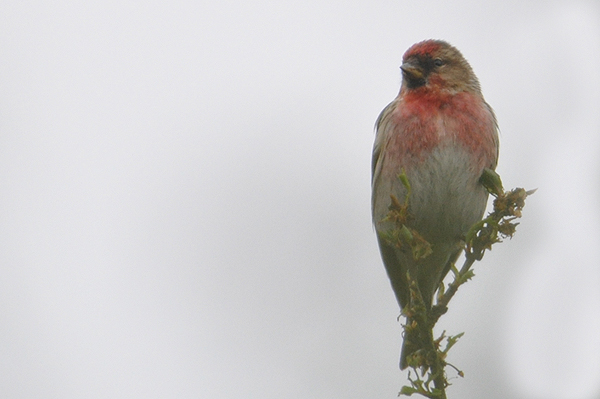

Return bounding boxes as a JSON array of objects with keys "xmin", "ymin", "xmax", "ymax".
[{"xmin": 1, "ymin": 1, "xmax": 599, "ymax": 398}]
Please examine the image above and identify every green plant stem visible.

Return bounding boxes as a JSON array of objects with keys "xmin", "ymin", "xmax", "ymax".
[
  {"xmin": 395, "ymin": 169, "xmax": 533, "ymax": 398},
  {"xmin": 431, "ymin": 255, "xmax": 476, "ymax": 326}
]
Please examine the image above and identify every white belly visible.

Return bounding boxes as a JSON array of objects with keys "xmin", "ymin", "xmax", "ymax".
[{"xmin": 373, "ymin": 143, "xmax": 488, "ymax": 243}]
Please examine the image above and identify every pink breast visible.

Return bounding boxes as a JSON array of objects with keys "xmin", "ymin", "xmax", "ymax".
[{"xmin": 384, "ymin": 91, "xmax": 497, "ymax": 172}]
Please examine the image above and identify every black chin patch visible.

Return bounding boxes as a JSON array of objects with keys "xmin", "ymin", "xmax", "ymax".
[{"xmin": 403, "ymin": 73, "xmax": 426, "ymax": 89}]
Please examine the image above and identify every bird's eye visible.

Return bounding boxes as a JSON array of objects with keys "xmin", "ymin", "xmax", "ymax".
[{"xmin": 433, "ymin": 58, "xmax": 444, "ymax": 67}]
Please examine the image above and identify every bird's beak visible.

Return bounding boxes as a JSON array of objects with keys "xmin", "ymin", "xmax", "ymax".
[{"xmin": 400, "ymin": 60, "xmax": 424, "ymax": 82}]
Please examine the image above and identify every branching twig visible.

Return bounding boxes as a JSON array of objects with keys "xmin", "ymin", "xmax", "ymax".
[{"xmin": 390, "ymin": 169, "xmax": 534, "ymax": 397}]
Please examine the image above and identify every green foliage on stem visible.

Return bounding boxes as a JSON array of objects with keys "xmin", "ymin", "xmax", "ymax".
[
  {"xmin": 384, "ymin": 168, "xmax": 534, "ymax": 398},
  {"xmin": 380, "ymin": 170, "xmax": 433, "ymax": 261}
]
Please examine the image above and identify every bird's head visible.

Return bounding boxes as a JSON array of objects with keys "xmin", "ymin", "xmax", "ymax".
[{"xmin": 400, "ymin": 40, "xmax": 481, "ymax": 95}]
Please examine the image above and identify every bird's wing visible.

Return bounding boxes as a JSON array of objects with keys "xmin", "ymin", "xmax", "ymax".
[
  {"xmin": 484, "ymin": 101, "xmax": 500, "ymax": 169},
  {"xmin": 372, "ymin": 99, "xmax": 398, "ymax": 185}
]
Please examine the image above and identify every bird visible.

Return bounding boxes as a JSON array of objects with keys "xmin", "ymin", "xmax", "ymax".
[{"xmin": 371, "ymin": 40, "xmax": 499, "ymax": 369}]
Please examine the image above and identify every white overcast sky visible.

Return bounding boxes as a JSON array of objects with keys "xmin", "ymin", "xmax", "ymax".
[{"xmin": 1, "ymin": 1, "xmax": 599, "ymax": 398}]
